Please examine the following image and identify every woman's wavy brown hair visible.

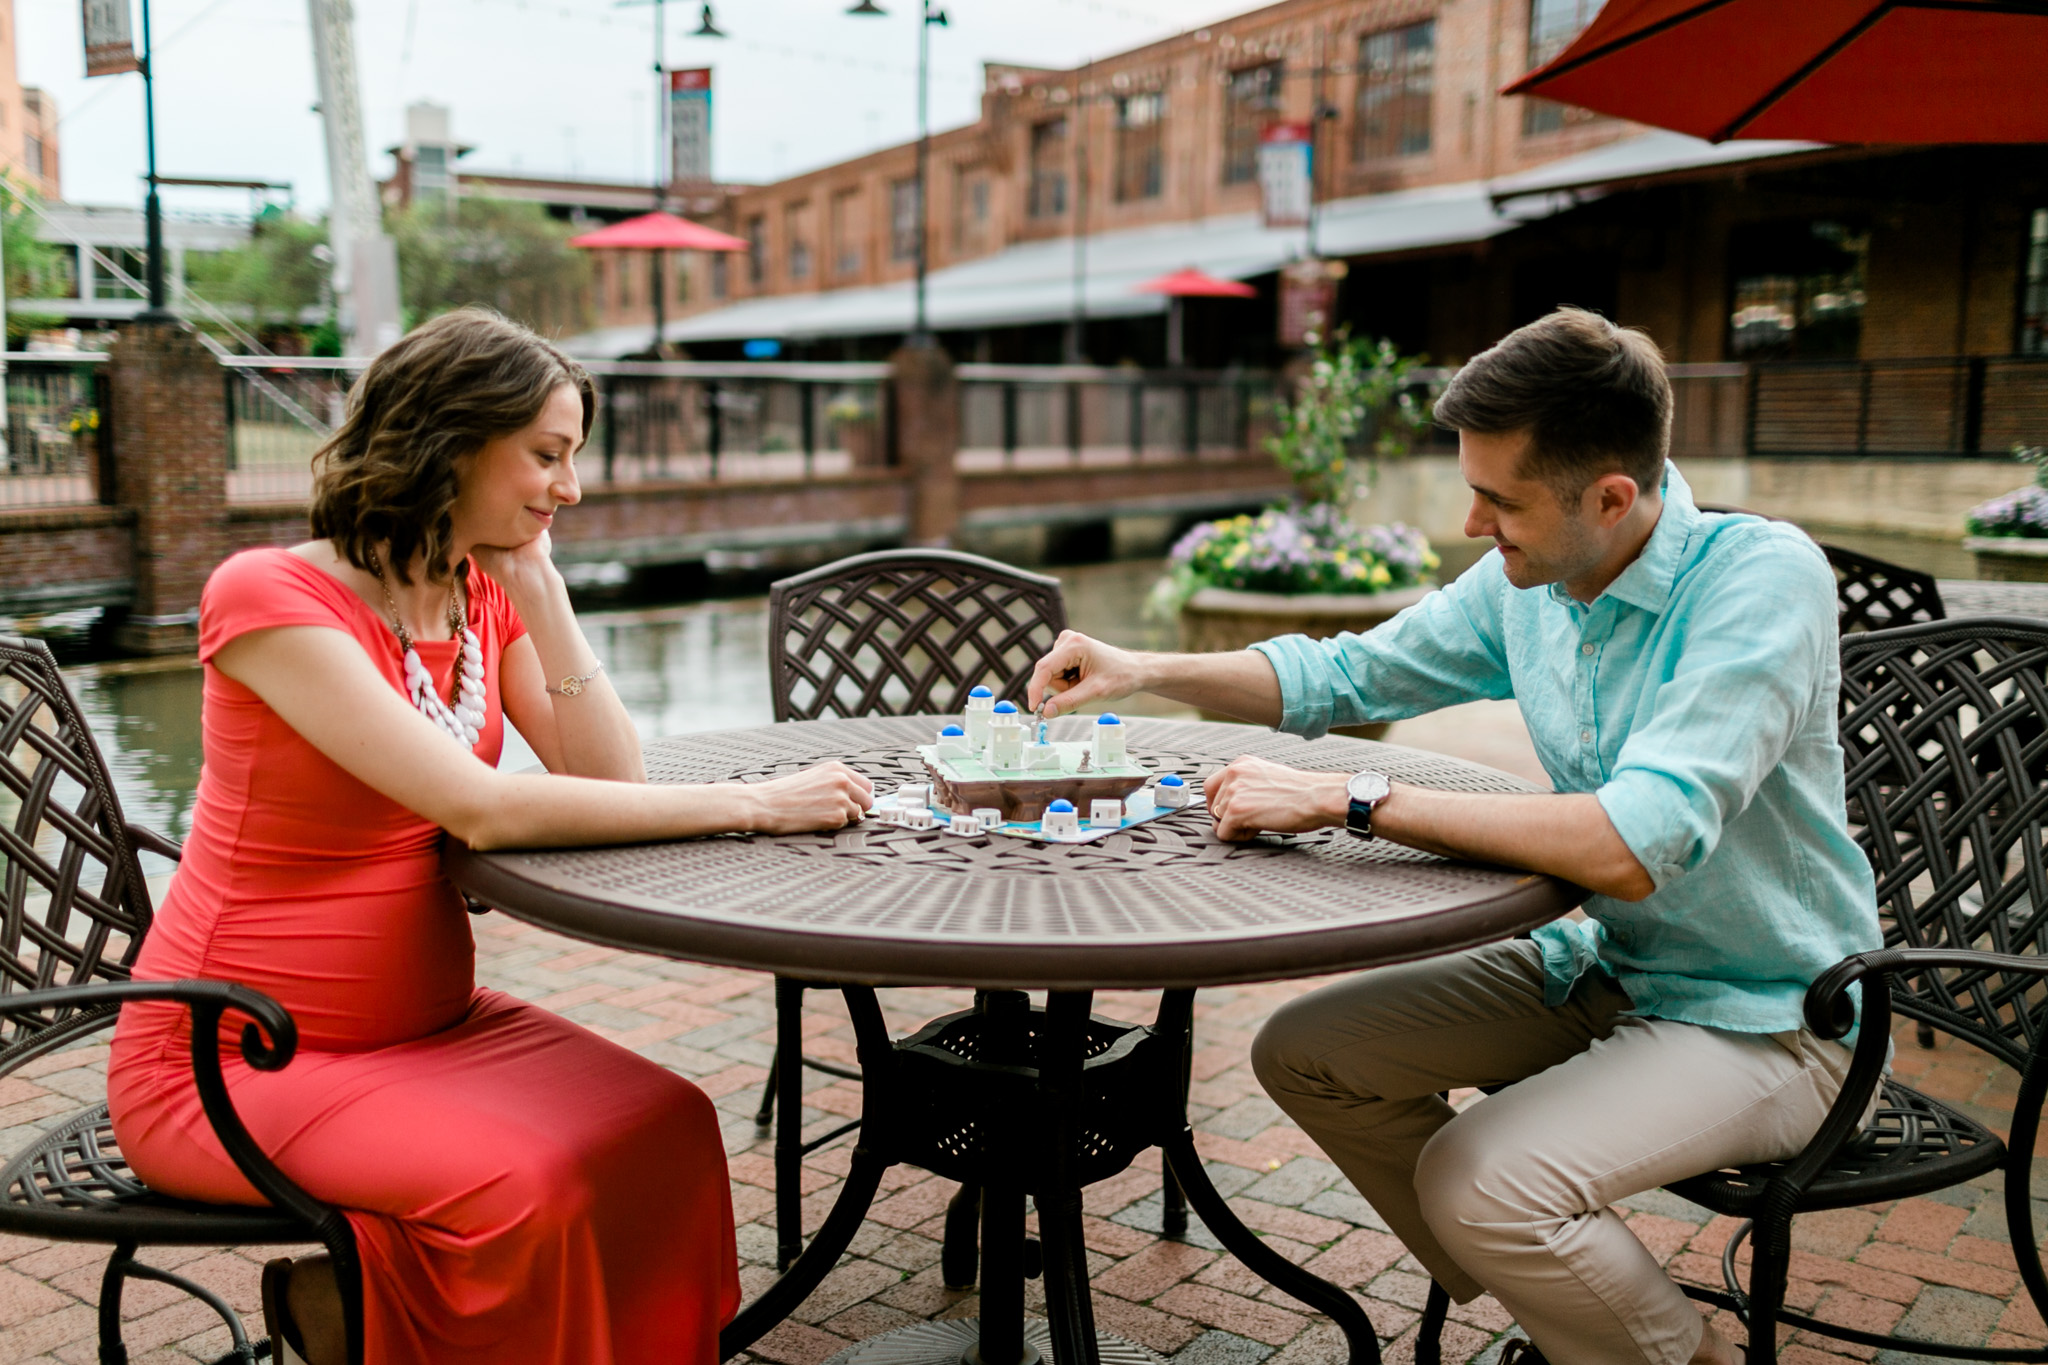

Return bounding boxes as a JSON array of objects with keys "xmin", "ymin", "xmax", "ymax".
[{"xmin": 309, "ymin": 307, "xmax": 595, "ymax": 585}]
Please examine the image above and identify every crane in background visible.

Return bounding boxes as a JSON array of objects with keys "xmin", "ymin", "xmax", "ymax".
[{"xmin": 306, "ymin": 0, "xmax": 401, "ymax": 354}]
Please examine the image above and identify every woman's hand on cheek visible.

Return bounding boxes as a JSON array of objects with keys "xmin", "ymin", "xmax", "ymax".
[{"xmin": 471, "ymin": 531, "xmax": 563, "ymax": 602}]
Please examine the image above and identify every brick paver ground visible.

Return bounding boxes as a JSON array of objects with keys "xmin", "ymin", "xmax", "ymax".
[{"xmin": 3, "ymin": 702, "xmax": 2042, "ymax": 1364}]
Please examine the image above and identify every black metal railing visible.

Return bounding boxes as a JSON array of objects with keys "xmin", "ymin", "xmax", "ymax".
[
  {"xmin": 0, "ymin": 353, "xmax": 109, "ymax": 510},
  {"xmin": 1748, "ymin": 355, "xmax": 2048, "ymax": 457},
  {"xmin": 955, "ymin": 364, "xmax": 1284, "ymax": 469},
  {"xmin": 588, "ymin": 361, "xmax": 894, "ymax": 483},
  {"xmin": 221, "ymin": 356, "xmax": 365, "ymax": 504}
]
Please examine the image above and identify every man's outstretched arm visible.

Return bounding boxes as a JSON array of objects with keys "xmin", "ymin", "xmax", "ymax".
[
  {"xmin": 1026, "ymin": 630, "xmax": 1286, "ymax": 727},
  {"xmin": 1204, "ymin": 755, "xmax": 1655, "ymax": 902}
]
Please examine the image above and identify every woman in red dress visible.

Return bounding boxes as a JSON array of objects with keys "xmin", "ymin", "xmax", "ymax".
[{"xmin": 106, "ymin": 309, "xmax": 873, "ymax": 1365}]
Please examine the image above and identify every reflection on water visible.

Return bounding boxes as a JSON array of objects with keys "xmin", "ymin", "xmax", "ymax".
[{"xmin": 65, "ymin": 560, "xmax": 1185, "ymax": 849}]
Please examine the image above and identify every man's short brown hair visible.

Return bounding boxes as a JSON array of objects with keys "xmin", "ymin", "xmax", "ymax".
[{"xmin": 1433, "ymin": 307, "xmax": 1671, "ymax": 499}]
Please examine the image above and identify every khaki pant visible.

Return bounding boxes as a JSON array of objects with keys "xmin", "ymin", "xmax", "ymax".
[{"xmin": 1251, "ymin": 941, "xmax": 1854, "ymax": 1365}]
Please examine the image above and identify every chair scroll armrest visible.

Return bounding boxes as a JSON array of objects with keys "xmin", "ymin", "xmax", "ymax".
[
  {"xmin": 125, "ymin": 823, "xmax": 183, "ymax": 863},
  {"xmin": 5, "ymin": 979, "xmax": 342, "ymax": 1241}
]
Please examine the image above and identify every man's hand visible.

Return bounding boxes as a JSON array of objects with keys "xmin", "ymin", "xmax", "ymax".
[
  {"xmin": 1204, "ymin": 756, "xmax": 1350, "ymax": 841},
  {"xmin": 1027, "ymin": 630, "xmax": 1148, "ymax": 718}
]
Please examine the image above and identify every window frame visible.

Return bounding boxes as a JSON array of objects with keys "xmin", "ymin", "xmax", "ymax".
[
  {"xmin": 1222, "ymin": 61, "xmax": 1283, "ymax": 187},
  {"xmin": 1113, "ymin": 90, "xmax": 1166, "ymax": 203},
  {"xmin": 1352, "ymin": 19, "xmax": 1435, "ymax": 163},
  {"xmin": 1028, "ymin": 117, "xmax": 1070, "ymax": 219}
]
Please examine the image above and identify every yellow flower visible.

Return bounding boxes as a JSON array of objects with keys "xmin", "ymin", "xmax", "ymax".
[{"xmin": 1370, "ymin": 565, "xmax": 1392, "ymax": 587}]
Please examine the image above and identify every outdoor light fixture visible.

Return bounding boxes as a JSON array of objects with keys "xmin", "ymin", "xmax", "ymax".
[
  {"xmin": 692, "ymin": 3, "xmax": 725, "ymax": 36},
  {"xmin": 845, "ymin": 0, "xmax": 887, "ymax": 14}
]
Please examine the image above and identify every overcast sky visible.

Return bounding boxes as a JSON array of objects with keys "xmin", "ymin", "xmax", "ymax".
[{"xmin": 19, "ymin": 0, "xmax": 1261, "ymax": 219}]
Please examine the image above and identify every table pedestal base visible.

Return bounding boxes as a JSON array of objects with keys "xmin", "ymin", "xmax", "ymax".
[{"xmin": 821, "ymin": 1318, "xmax": 1163, "ymax": 1365}]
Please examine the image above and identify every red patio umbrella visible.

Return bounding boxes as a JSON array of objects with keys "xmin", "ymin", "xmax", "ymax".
[
  {"xmin": 1505, "ymin": 0, "xmax": 2048, "ymax": 144},
  {"xmin": 1134, "ymin": 267, "xmax": 1258, "ymax": 366},
  {"xmin": 570, "ymin": 212, "xmax": 749, "ymax": 355}
]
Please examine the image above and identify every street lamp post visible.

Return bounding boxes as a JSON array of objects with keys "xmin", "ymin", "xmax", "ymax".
[
  {"xmin": 848, "ymin": 0, "xmax": 943, "ymax": 349},
  {"xmin": 137, "ymin": 0, "xmax": 171, "ymax": 320},
  {"xmin": 620, "ymin": 0, "xmax": 726, "ymax": 355}
]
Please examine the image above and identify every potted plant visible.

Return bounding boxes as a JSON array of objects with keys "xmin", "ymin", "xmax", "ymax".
[
  {"xmin": 827, "ymin": 392, "xmax": 884, "ymax": 468},
  {"xmin": 1964, "ymin": 446, "xmax": 2048, "ymax": 581},
  {"xmin": 1150, "ymin": 330, "xmax": 1440, "ymax": 733}
]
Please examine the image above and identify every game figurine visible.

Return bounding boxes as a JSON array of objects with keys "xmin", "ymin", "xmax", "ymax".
[
  {"xmin": 898, "ymin": 806, "xmax": 935, "ymax": 830},
  {"xmin": 935, "ymin": 724, "xmax": 972, "ymax": 759},
  {"xmin": 1092, "ymin": 713, "xmax": 1127, "ymax": 766},
  {"xmin": 1041, "ymin": 798, "xmax": 1080, "ymax": 836},
  {"xmin": 1155, "ymin": 774, "xmax": 1190, "ymax": 808},
  {"xmin": 989, "ymin": 701, "xmax": 1024, "ymax": 768},
  {"xmin": 945, "ymin": 813, "xmax": 982, "ymax": 836},
  {"xmin": 897, "ymin": 782, "xmax": 930, "ymax": 810},
  {"xmin": 964, "ymin": 685, "xmax": 996, "ymax": 747},
  {"xmin": 972, "ymin": 807, "xmax": 1004, "ymax": 832},
  {"xmin": 1089, "ymin": 799, "xmax": 1124, "ymax": 827},
  {"xmin": 1124, "ymin": 788, "xmax": 1156, "ymax": 818}
]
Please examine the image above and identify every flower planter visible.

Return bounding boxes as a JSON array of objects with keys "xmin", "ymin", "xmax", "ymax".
[
  {"xmin": 1178, "ymin": 584, "xmax": 1435, "ymax": 739},
  {"xmin": 1964, "ymin": 536, "xmax": 2048, "ymax": 583}
]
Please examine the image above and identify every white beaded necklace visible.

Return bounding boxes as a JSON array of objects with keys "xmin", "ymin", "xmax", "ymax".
[{"xmin": 372, "ymin": 557, "xmax": 485, "ymax": 747}]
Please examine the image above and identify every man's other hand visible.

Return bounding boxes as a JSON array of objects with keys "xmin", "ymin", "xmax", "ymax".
[
  {"xmin": 1028, "ymin": 630, "xmax": 1146, "ymax": 718},
  {"xmin": 1205, "ymin": 756, "xmax": 1349, "ymax": 841}
]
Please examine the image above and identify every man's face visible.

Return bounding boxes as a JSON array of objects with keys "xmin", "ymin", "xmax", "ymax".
[{"xmin": 1459, "ymin": 429, "xmax": 1609, "ymax": 591}]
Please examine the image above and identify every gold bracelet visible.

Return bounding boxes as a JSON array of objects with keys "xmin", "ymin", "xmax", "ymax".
[{"xmin": 546, "ymin": 661, "xmax": 606, "ymax": 697}]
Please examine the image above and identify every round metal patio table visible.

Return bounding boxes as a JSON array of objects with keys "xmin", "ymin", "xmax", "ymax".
[{"xmin": 446, "ymin": 715, "xmax": 1585, "ymax": 1365}]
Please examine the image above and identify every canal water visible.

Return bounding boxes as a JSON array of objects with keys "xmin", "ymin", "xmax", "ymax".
[{"xmin": 46, "ymin": 528, "xmax": 1973, "ymax": 865}]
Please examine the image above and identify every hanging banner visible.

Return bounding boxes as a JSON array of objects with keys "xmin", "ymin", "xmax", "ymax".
[
  {"xmin": 1258, "ymin": 121, "xmax": 1313, "ymax": 229},
  {"xmin": 669, "ymin": 67, "xmax": 713, "ymax": 186},
  {"xmin": 82, "ymin": 0, "xmax": 139, "ymax": 77},
  {"xmin": 1278, "ymin": 258, "xmax": 1346, "ymax": 348}
]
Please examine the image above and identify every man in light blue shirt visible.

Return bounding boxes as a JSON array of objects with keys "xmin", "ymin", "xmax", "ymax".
[{"xmin": 1027, "ymin": 309, "xmax": 1879, "ymax": 1365}]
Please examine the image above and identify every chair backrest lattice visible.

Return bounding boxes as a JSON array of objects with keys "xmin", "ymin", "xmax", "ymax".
[
  {"xmin": 0, "ymin": 637, "xmax": 151, "ymax": 1058},
  {"xmin": 1838, "ymin": 618, "xmax": 2048, "ymax": 1067},
  {"xmin": 768, "ymin": 549, "xmax": 1069, "ymax": 723},
  {"xmin": 1822, "ymin": 543, "xmax": 1946, "ymax": 635}
]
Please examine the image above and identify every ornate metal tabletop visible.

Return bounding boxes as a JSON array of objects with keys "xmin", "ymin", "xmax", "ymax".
[{"xmin": 448, "ymin": 716, "xmax": 1582, "ymax": 988}]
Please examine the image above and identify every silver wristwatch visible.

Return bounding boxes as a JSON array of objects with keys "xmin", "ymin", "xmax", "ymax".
[{"xmin": 1345, "ymin": 770, "xmax": 1392, "ymax": 840}]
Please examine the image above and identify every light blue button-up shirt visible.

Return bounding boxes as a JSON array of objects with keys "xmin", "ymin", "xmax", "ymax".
[{"xmin": 1250, "ymin": 463, "xmax": 1880, "ymax": 1035}]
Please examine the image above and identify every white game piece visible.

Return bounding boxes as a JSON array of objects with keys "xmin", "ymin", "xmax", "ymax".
[
  {"xmin": 1089, "ymin": 799, "xmax": 1124, "ymax": 827},
  {"xmin": 972, "ymin": 807, "xmax": 1004, "ymax": 832},
  {"xmin": 1092, "ymin": 712, "xmax": 1127, "ymax": 766},
  {"xmin": 964, "ymin": 685, "xmax": 996, "ymax": 747},
  {"xmin": 1125, "ymin": 788, "xmax": 1156, "ymax": 818},
  {"xmin": 946, "ymin": 813, "xmax": 982, "ymax": 836},
  {"xmin": 988, "ymin": 701, "xmax": 1024, "ymax": 768},
  {"xmin": 1041, "ymin": 798, "xmax": 1080, "ymax": 836},
  {"xmin": 935, "ymin": 724, "xmax": 972, "ymax": 759},
  {"xmin": 897, "ymin": 782, "xmax": 930, "ymax": 809},
  {"xmin": 1022, "ymin": 740, "xmax": 1060, "ymax": 770},
  {"xmin": 899, "ymin": 806, "xmax": 935, "ymax": 830},
  {"xmin": 1155, "ymin": 774, "xmax": 1190, "ymax": 808}
]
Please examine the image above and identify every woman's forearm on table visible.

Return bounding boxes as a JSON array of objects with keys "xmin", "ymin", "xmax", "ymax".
[{"xmin": 451, "ymin": 770, "xmax": 759, "ymax": 850}]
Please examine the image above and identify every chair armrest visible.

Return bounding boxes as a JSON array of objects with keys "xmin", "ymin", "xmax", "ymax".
[
  {"xmin": 125, "ymin": 823, "xmax": 183, "ymax": 863},
  {"xmin": 4, "ymin": 979, "xmax": 346, "ymax": 1242}
]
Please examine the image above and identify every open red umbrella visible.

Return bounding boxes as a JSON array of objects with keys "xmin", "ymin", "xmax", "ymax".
[
  {"xmin": 1134, "ymin": 267, "xmax": 1258, "ymax": 366},
  {"xmin": 567, "ymin": 210, "xmax": 748, "ymax": 252},
  {"xmin": 1505, "ymin": 0, "xmax": 2048, "ymax": 144}
]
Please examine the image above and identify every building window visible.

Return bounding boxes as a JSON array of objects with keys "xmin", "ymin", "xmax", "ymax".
[
  {"xmin": 831, "ymin": 188, "xmax": 864, "ymax": 277},
  {"xmin": 786, "ymin": 201, "xmax": 812, "ymax": 281},
  {"xmin": 1727, "ymin": 218, "xmax": 1868, "ymax": 361},
  {"xmin": 1223, "ymin": 61, "xmax": 1282, "ymax": 186},
  {"xmin": 890, "ymin": 178, "xmax": 919, "ymax": 262},
  {"xmin": 1029, "ymin": 118, "xmax": 1068, "ymax": 218},
  {"xmin": 745, "ymin": 215, "xmax": 766, "ymax": 287},
  {"xmin": 1354, "ymin": 21, "xmax": 1434, "ymax": 161},
  {"xmin": 1113, "ymin": 91, "xmax": 1165, "ymax": 202},
  {"xmin": 1523, "ymin": 0, "xmax": 1602, "ymax": 134},
  {"xmin": 413, "ymin": 144, "xmax": 450, "ymax": 201},
  {"xmin": 23, "ymin": 132, "xmax": 41, "ymax": 181},
  {"xmin": 2022, "ymin": 209, "xmax": 2048, "ymax": 355},
  {"xmin": 955, "ymin": 166, "xmax": 990, "ymax": 253}
]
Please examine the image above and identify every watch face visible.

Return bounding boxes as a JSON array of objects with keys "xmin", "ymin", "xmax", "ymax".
[{"xmin": 1346, "ymin": 771, "xmax": 1391, "ymax": 805}]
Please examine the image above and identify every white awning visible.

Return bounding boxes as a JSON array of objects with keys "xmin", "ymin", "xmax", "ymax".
[
  {"xmin": 564, "ymin": 178, "xmax": 1537, "ymax": 357},
  {"xmin": 1485, "ymin": 130, "xmax": 1832, "ymax": 205}
]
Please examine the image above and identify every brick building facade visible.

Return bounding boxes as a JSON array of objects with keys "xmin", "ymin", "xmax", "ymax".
[{"xmin": 0, "ymin": 0, "xmax": 59, "ymax": 200}]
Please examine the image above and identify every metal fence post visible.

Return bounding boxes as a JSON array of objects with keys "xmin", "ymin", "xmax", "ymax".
[
  {"xmin": 1001, "ymin": 382, "xmax": 1018, "ymax": 468},
  {"xmin": 601, "ymin": 375, "xmax": 617, "ymax": 484},
  {"xmin": 707, "ymin": 380, "xmax": 722, "ymax": 479},
  {"xmin": 800, "ymin": 380, "xmax": 816, "ymax": 477},
  {"xmin": 1963, "ymin": 355, "xmax": 1988, "ymax": 455},
  {"xmin": 1066, "ymin": 382, "xmax": 1083, "ymax": 462},
  {"xmin": 1128, "ymin": 382, "xmax": 1144, "ymax": 458}
]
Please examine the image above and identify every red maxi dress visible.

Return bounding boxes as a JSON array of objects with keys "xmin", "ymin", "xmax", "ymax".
[{"xmin": 107, "ymin": 548, "xmax": 740, "ymax": 1365}]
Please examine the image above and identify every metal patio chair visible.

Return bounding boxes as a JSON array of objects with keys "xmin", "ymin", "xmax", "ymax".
[
  {"xmin": 1418, "ymin": 616, "xmax": 2048, "ymax": 1363},
  {"xmin": 757, "ymin": 548, "xmax": 1078, "ymax": 1282},
  {"xmin": 0, "ymin": 636, "xmax": 364, "ymax": 1365}
]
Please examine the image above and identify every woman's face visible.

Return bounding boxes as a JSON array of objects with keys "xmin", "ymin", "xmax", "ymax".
[{"xmin": 452, "ymin": 383, "xmax": 586, "ymax": 550}]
